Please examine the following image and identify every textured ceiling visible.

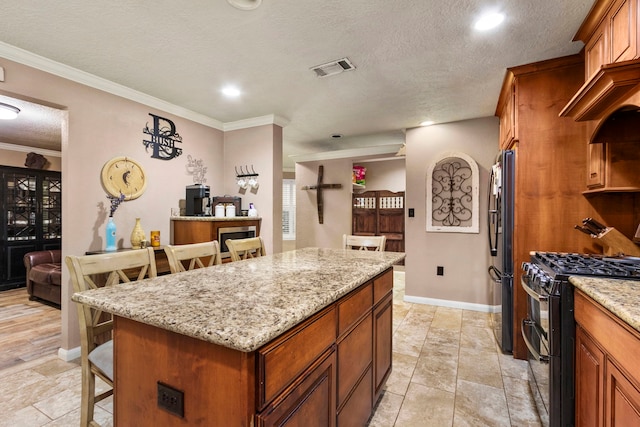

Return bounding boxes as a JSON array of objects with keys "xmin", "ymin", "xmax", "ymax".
[{"xmin": 0, "ymin": 0, "xmax": 593, "ymax": 168}]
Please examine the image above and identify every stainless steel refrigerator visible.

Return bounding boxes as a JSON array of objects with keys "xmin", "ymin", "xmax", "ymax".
[{"xmin": 487, "ymin": 150, "xmax": 514, "ymax": 354}]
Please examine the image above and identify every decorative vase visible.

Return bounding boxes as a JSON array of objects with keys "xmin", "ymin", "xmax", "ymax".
[
  {"xmin": 130, "ymin": 218, "xmax": 146, "ymax": 249},
  {"xmin": 106, "ymin": 217, "xmax": 117, "ymax": 251}
]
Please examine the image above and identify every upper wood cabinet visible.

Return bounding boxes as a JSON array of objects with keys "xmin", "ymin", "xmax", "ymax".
[{"xmin": 577, "ymin": 0, "xmax": 639, "ymax": 80}]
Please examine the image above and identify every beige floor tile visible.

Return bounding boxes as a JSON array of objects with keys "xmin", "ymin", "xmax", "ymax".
[
  {"xmin": 431, "ymin": 307, "xmax": 463, "ymax": 330},
  {"xmin": 0, "ymin": 405, "xmax": 52, "ymax": 427},
  {"xmin": 411, "ymin": 345, "xmax": 459, "ymax": 393},
  {"xmin": 394, "ymin": 382, "xmax": 455, "ymax": 427},
  {"xmin": 424, "ymin": 326, "xmax": 460, "ymax": 349},
  {"xmin": 367, "ymin": 391, "xmax": 404, "ymax": 427},
  {"xmin": 462, "ymin": 310, "xmax": 491, "ymax": 328},
  {"xmin": 34, "ymin": 388, "xmax": 80, "ymax": 420},
  {"xmin": 32, "ymin": 358, "xmax": 79, "ymax": 378},
  {"xmin": 498, "ymin": 351, "xmax": 529, "ymax": 381},
  {"xmin": 460, "ymin": 324, "xmax": 496, "ymax": 352},
  {"xmin": 454, "ymin": 379, "xmax": 510, "ymax": 427},
  {"xmin": 392, "ymin": 320, "xmax": 429, "ymax": 357},
  {"xmin": 502, "ymin": 376, "xmax": 542, "ymax": 427},
  {"xmin": 384, "ymin": 352, "xmax": 418, "ymax": 396},
  {"xmin": 457, "ymin": 347, "xmax": 503, "ymax": 389}
]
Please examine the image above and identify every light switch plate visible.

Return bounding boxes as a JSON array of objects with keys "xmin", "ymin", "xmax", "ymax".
[{"xmin": 0, "ymin": 67, "xmax": 5, "ymax": 82}]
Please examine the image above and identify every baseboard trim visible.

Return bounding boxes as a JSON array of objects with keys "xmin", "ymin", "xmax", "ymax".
[
  {"xmin": 58, "ymin": 346, "xmax": 81, "ymax": 362},
  {"xmin": 403, "ymin": 295, "xmax": 499, "ymax": 313}
]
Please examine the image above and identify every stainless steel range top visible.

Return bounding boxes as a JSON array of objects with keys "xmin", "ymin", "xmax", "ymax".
[{"xmin": 532, "ymin": 251, "xmax": 640, "ymax": 279}]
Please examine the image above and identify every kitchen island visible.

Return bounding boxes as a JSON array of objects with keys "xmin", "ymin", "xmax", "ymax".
[
  {"xmin": 570, "ymin": 276, "xmax": 640, "ymax": 427},
  {"xmin": 72, "ymin": 247, "xmax": 405, "ymax": 426}
]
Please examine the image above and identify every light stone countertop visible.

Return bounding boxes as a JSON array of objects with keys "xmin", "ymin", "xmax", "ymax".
[
  {"xmin": 570, "ymin": 276, "xmax": 640, "ymax": 333},
  {"xmin": 72, "ymin": 247, "xmax": 405, "ymax": 352},
  {"xmin": 170, "ymin": 216, "xmax": 261, "ymax": 221}
]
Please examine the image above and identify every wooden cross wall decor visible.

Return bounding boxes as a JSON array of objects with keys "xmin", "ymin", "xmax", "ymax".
[{"xmin": 301, "ymin": 165, "xmax": 342, "ymax": 224}]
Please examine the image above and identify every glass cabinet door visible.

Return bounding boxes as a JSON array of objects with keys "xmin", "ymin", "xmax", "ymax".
[
  {"xmin": 42, "ymin": 174, "xmax": 62, "ymax": 240},
  {"xmin": 4, "ymin": 171, "xmax": 38, "ymax": 242}
]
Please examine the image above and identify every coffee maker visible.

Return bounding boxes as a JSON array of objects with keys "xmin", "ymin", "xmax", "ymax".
[{"xmin": 185, "ymin": 184, "xmax": 210, "ymax": 216}]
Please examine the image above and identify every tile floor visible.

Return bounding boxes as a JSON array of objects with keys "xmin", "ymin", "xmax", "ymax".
[{"xmin": 0, "ymin": 271, "xmax": 541, "ymax": 426}]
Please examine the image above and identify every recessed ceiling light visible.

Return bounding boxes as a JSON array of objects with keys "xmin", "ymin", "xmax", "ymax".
[
  {"xmin": 0, "ymin": 102, "xmax": 20, "ymax": 120},
  {"xmin": 474, "ymin": 12, "xmax": 505, "ymax": 31},
  {"xmin": 420, "ymin": 120, "xmax": 434, "ymax": 127},
  {"xmin": 227, "ymin": 0, "xmax": 262, "ymax": 10},
  {"xmin": 221, "ymin": 86, "xmax": 241, "ymax": 98}
]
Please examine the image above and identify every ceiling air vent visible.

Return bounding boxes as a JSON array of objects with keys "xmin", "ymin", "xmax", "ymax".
[{"xmin": 311, "ymin": 57, "xmax": 356, "ymax": 78}]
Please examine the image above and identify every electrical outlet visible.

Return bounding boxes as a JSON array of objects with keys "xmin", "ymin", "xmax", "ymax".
[
  {"xmin": 437, "ymin": 266, "xmax": 444, "ymax": 276},
  {"xmin": 408, "ymin": 208, "xmax": 415, "ymax": 217},
  {"xmin": 157, "ymin": 382, "xmax": 184, "ymax": 417}
]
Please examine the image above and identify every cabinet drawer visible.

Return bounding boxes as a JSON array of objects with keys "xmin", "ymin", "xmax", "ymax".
[
  {"xmin": 257, "ymin": 306, "xmax": 337, "ymax": 409},
  {"xmin": 373, "ymin": 270, "xmax": 393, "ymax": 306},
  {"xmin": 338, "ymin": 283, "xmax": 372, "ymax": 336},
  {"xmin": 337, "ymin": 312, "xmax": 372, "ymax": 408}
]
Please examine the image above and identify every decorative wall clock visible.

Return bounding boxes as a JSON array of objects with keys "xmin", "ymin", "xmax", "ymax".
[{"xmin": 101, "ymin": 156, "xmax": 147, "ymax": 200}]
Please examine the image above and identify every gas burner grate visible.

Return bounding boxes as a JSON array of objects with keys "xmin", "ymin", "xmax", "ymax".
[{"xmin": 534, "ymin": 252, "xmax": 640, "ymax": 279}]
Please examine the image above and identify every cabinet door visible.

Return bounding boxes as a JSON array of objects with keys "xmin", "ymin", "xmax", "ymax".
[
  {"xmin": 609, "ymin": 0, "xmax": 638, "ymax": 63},
  {"xmin": 587, "ymin": 143, "xmax": 605, "ymax": 189},
  {"xmin": 576, "ymin": 326, "xmax": 605, "ymax": 427},
  {"xmin": 499, "ymin": 83, "xmax": 515, "ymax": 149},
  {"xmin": 373, "ymin": 293, "xmax": 393, "ymax": 403},
  {"xmin": 585, "ymin": 19, "xmax": 608, "ymax": 79},
  {"xmin": 606, "ymin": 360, "xmax": 640, "ymax": 427},
  {"xmin": 256, "ymin": 351, "xmax": 336, "ymax": 427}
]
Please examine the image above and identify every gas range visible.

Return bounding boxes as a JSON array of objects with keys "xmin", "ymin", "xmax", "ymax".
[{"xmin": 525, "ymin": 252, "xmax": 640, "ymax": 296}]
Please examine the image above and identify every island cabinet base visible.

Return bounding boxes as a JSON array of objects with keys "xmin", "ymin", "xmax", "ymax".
[{"xmin": 112, "ymin": 267, "xmax": 394, "ymax": 426}]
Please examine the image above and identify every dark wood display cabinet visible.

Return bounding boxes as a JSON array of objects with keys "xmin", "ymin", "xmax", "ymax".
[{"xmin": 0, "ymin": 166, "xmax": 61, "ymax": 291}]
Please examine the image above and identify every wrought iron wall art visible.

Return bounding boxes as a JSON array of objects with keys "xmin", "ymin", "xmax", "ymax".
[
  {"xmin": 142, "ymin": 113, "xmax": 183, "ymax": 160},
  {"xmin": 426, "ymin": 152, "xmax": 479, "ymax": 233},
  {"xmin": 235, "ymin": 165, "xmax": 259, "ymax": 189},
  {"xmin": 186, "ymin": 155, "xmax": 207, "ymax": 184}
]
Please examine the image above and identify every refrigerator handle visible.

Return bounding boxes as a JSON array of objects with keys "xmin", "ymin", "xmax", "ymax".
[
  {"xmin": 487, "ymin": 167, "xmax": 498, "ymax": 256},
  {"xmin": 488, "ymin": 265, "xmax": 502, "ymax": 282}
]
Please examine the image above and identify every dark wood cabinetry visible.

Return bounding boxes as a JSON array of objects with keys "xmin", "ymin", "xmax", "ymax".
[
  {"xmin": 575, "ymin": 290, "xmax": 640, "ymax": 427},
  {"xmin": 0, "ymin": 166, "xmax": 61, "ymax": 291}
]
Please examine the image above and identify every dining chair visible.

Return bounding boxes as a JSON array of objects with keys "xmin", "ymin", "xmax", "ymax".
[
  {"xmin": 163, "ymin": 240, "xmax": 222, "ymax": 273},
  {"xmin": 342, "ymin": 234, "xmax": 387, "ymax": 251},
  {"xmin": 226, "ymin": 236, "xmax": 266, "ymax": 261},
  {"xmin": 66, "ymin": 247, "xmax": 157, "ymax": 427}
]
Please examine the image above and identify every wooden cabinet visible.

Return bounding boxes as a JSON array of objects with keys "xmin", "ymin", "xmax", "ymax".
[
  {"xmin": 576, "ymin": 325, "xmax": 605, "ymax": 427},
  {"xmin": 0, "ymin": 166, "xmax": 61, "ymax": 291},
  {"xmin": 585, "ymin": 141, "xmax": 640, "ymax": 192},
  {"xmin": 578, "ymin": 0, "xmax": 640, "ymax": 80},
  {"xmin": 574, "ymin": 289, "xmax": 640, "ymax": 427},
  {"xmin": 114, "ymin": 268, "xmax": 394, "ymax": 425},
  {"xmin": 494, "ymin": 56, "xmax": 591, "ymax": 359}
]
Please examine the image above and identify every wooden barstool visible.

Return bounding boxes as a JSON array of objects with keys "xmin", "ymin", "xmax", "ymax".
[
  {"xmin": 225, "ymin": 236, "xmax": 266, "ymax": 261},
  {"xmin": 342, "ymin": 234, "xmax": 387, "ymax": 251},
  {"xmin": 163, "ymin": 240, "xmax": 222, "ymax": 273}
]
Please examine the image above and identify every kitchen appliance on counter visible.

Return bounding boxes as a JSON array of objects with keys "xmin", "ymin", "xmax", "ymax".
[
  {"xmin": 521, "ymin": 252, "xmax": 640, "ymax": 427},
  {"xmin": 487, "ymin": 150, "xmax": 515, "ymax": 354},
  {"xmin": 185, "ymin": 184, "xmax": 210, "ymax": 216}
]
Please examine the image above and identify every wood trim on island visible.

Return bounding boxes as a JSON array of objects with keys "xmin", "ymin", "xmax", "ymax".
[{"xmin": 113, "ymin": 267, "xmax": 394, "ymax": 426}]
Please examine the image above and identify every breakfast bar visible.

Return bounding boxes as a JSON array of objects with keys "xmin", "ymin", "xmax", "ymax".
[{"xmin": 72, "ymin": 247, "xmax": 405, "ymax": 426}]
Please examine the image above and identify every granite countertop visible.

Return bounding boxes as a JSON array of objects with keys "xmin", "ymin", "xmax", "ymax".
[
  {"xmin": 72, "ymin": 247, "xmax": 405, "ymax": 352},
  {"xmin": 170, "ymin": 216, "xmax": 261, "ymax": 221},
  {"xmin": 570, "ymin": 276, "xmax": 640, "ymax": 333}
]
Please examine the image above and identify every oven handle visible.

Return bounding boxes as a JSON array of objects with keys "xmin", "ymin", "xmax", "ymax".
[
  {"xmin": 520, "ymin": 276, "xmax": 548, "ymax": 302},
  {"xmin": 521, "ymin": 319, "xmax": 549, "ymax": 363}
]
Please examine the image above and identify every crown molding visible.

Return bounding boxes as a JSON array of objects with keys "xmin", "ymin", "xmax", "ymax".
[
  {"xmin": 0, "ymin": 141, "xmax": 61, "ymax": 157},
  {"xmin": 0, "ymin": 42, "xmax": 225, "ymax": 129},
  {"xmin": 223, "ymin": 114, "xmax": 290, "ymax": 131}
]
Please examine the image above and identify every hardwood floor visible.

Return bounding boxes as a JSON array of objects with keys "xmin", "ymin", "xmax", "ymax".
[{"xmin": 0, "ymin": 287, "xmax": 61, "ymax": 371}]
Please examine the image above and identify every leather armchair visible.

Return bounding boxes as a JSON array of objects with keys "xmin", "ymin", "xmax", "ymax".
[{"xmin": 24, "ymin": 249, "xmax": 62, "ymax": 307}]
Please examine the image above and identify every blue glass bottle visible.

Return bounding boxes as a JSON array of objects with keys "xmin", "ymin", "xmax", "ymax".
[{"xmin": 106, "ymin": 217, "xmax": 117, "ymax": 251}]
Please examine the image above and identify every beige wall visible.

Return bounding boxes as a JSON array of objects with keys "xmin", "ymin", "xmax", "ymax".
[
  {"xmin": 354, "ymin": 158, "xmax": 405, "ymax": 192},
  {"xmin": 0, "ymin": 57, "xmax": 225, "ymax": 354},
  {"xmin": 223, "ymin": 125, "xmax": 283, "ymax": 254},
  {"xmin": 295, "ymin": 159, "xmax": 352, "ymax": 249},
  {"xmin": 0, "ymin": 147, "xmax": 61, "ymax": 170},
  {"xmin": 405, "ymin": 117, "xmax": 498, "ymax": 309}
]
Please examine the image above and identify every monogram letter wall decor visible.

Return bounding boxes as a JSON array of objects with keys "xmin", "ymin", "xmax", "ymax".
[{"xmin": 142, "ymin": 113, "xmax": 183, "ymax": 161}]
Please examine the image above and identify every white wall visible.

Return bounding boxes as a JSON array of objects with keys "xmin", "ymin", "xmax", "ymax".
[{"xmin": 405, "ymin": 117, "xmax": 498, "ymax": 308}]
